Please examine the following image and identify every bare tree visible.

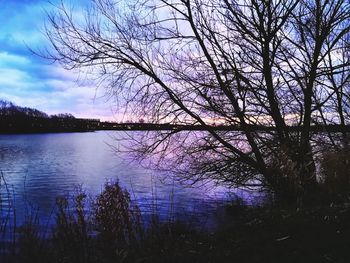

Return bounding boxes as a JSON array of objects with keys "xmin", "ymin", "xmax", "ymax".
[{"xmin": 44, "ymin": 0, "xmax": 350, "ymax": 202}]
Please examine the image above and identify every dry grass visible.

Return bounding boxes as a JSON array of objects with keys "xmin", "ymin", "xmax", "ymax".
[{"xmin": 320, "ymin": 148, "xmax": 350, "ymax": 202}]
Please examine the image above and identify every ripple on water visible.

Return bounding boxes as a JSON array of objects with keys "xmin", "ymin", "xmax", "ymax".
[{"xmin": 0, "ymin": 131, "xmax": 265, "ymax": 232}]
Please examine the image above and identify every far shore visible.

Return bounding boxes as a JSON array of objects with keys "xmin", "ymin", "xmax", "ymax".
[{"xmin": 3, "ymin": 117, "xmax": 350, "ymax": 134}]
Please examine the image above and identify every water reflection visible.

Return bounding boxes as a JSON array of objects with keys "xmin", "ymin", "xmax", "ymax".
[{"xmin": 0, "ymin": 131, "xmax": 264, "ymax": 229}]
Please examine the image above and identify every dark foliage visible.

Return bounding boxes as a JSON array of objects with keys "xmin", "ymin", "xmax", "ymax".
[{"xmin": 0, "ymin": 100, "xmax": 100, "ymax": 133}]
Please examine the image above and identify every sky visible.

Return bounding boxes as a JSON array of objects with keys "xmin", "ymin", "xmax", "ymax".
[{"xmin": 0, "ymin": 0, "xmax": 119, "ymax": 121}]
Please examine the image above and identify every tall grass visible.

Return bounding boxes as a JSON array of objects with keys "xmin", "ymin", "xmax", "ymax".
[
  {"xmin": 1, "ymin": 173, "xmax": 350, "ymax": 262},
  {"xmin": 0, "ymin": 171, "xmax": 17, "ymax": 256},
  {"xmin": 320, "ymin": 148, "xmax": 350, "ymax": 202},
  {"xmin": 0, "ymin": 180, "xmax": 203, "ymax": 263}
]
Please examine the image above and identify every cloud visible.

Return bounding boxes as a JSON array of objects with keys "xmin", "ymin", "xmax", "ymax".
[
  {"xmin": 0, "ymin": 0, "xmax": 117, "ymax": 121},
  {"xmin": 0, "ymin": 52, "xmax": 30, "ymax": 67},
  {"xmin": 0, "ymin": 68, "xmax": 32, "ymax": 88}
]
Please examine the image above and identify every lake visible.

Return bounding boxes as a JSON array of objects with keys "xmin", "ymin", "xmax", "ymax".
[{"xmin": 0, "ymin": 131, "xmax": 263, "ymax": 231}]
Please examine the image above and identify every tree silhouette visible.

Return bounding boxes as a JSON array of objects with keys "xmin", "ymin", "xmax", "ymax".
[
  {"xmin": 44, "ymin": 0, "xmax": 350, "ymax": 202},
  {"xmin": 0, "ymin": 100, "xmax": 101, "ymax": 133}
]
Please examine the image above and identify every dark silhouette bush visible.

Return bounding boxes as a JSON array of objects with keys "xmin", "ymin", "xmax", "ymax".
[
  {"xmin": 320, "ymin": 149, "xmax": 350, "ymax": 201},
  {"xmin": 93, "ymin": 182, "xmax": 142, "ymax": 259}
]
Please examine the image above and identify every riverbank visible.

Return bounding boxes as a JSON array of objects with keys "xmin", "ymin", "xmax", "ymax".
[{"xmin": 2, "ymin": 183, "xmax": 350, "ymax": 263}]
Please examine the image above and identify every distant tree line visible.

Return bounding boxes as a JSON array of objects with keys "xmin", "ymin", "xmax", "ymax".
[
  {"xmin": 0, "ymin": 100, "xmax": 100, "ymax": 133},
  {"xmin": 0, "ymin": 100, "xmax": 49, "ymax": 118}
]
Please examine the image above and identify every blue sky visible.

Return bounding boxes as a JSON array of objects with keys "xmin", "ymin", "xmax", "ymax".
[{"xmin": 0, "ymin": 0, "xmax": 117, "ymax": 120}]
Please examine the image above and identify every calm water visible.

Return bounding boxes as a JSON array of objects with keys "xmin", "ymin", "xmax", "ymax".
[{"xmin": 0, "ymin": 131, "xmax": 262, "ymax": 230}]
